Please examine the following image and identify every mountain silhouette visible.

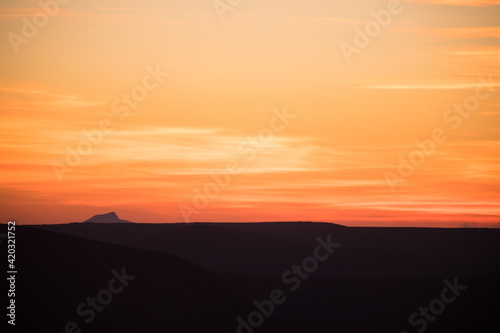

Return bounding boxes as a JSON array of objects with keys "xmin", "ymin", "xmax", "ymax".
[{"xmin": 83, "ymin": 212, "xmax": 132, "ymax": 224}]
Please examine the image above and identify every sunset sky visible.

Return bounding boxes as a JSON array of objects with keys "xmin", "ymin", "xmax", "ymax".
[{"xmin": 1, "ymin": 0, "xmax": 499, "ymax": 226}]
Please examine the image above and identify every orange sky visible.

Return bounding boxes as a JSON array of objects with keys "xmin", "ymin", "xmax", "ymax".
[{"xmin": 1, "ymin": 0, "xmax": 499, "ymax": 226}]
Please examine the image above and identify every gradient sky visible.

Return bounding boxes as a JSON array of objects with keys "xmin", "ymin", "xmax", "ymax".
[{"xmin": 1, "ymin": 0, "xmax": 499, "ymax": 226}]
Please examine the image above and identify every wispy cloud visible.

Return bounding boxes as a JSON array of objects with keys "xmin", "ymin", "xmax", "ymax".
[
  {"xmin": 0, "ymin": 7, "xmax": 44, "ymax": 18},
  {"xmin": 408, "ymin": 0, "xmax": 500, "ymax": 7},
  {"xmin": 400, "ymin": 26, "xmax": 500, "ymax": 39},
  {"xmin": 0, "ymin": 84, "xmax": 104, "ymax": 110},
  {"xmin": 360, "ymin": 82, "xmax": 500, "ymax": 90},
  {"xmin": 286, "ymin": 16, "xmax": 364, "ymax": 25}
]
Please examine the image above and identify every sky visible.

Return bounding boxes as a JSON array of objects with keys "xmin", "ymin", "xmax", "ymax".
[{"xmin": 0, "ymin": 0, "xmax": 499, "ymax": 226}]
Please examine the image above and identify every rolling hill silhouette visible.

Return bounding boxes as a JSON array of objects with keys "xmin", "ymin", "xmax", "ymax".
[
  {"xmin": 14, "ymin": 226, "xmax": 249, "ymax": 333},
  {"xmin": 14, "ymin": 219, "xmax": 500, "ymax": 332},
  {"xmin": 38, "ymin": 221, "xmax": 500, "ymax": 278}
]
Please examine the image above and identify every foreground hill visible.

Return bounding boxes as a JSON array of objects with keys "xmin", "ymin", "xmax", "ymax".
[
  {"xmin": 37, "ymin": 222, "xmax": 500, "ymax": 278},
  {"xmin": 13, "ymin": 226, "xmax": 248, "ymax": 333},
  {"xmin": 8, "ymin": 223, "xmax": 500, "ymax": 332}
]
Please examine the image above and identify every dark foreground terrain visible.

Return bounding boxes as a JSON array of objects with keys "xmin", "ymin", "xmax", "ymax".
[{"xmin": 4, "ymin": 221, "xmax": 500, "ymax": 332}]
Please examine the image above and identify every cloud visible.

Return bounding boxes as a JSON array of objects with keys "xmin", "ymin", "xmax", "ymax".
[
  {"xmin": 409, "ymin": 0, "xmax": 500, "ymax": 7},
  {"xmin": 0, "ymin": 7, "xmax": 42, "ymax": 18},
  {"xmin": 407, "ymin": 26, "xmax": 500, "ymax": 39},
  {"xmin": 0, "ymin": 84, "xmax": 105, "ymax": 110},
  {"xmin": 286, "ymin": 16, "xmax": 364, "ymax": 25},
  {"xmin": 360, "ymin": 82, "xmax": 500, "ymax": 90}
]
